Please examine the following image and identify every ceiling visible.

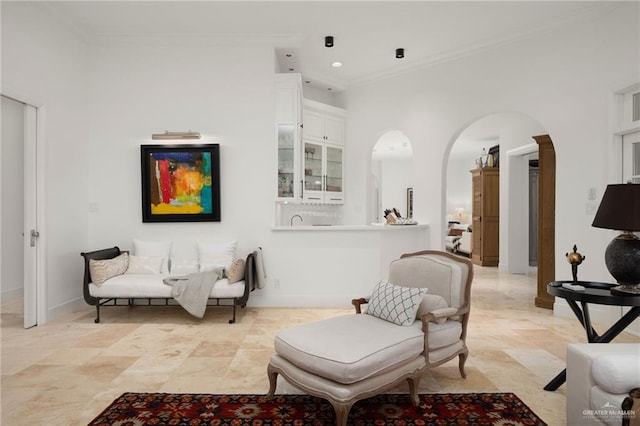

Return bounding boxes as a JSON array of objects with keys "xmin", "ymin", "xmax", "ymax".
[{"xmin": 38, "ymin": 1, "xmax": 616, "ymax": 93}]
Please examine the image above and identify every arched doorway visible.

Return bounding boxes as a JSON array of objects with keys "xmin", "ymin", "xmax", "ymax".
[{"xmin": 445, "ymin": 113, "xmax": 556, "ymax": 309}]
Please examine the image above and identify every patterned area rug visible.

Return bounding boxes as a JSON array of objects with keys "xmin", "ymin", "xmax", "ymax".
[{"xmin": 88, "ymin": 392, "xmax": 547, "ymax": 425}]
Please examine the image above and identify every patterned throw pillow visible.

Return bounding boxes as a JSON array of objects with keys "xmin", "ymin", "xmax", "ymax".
[
  {"xmin": 227, "ymin": 258, "xmax": 245, "ymax": 284},
  {"xmin": 366, "ymin": 280, "xmax": 425, "ymax": 326},
  {"xmin": 89, "ymin": 253, "xmax": 129, "ymax": 286}
]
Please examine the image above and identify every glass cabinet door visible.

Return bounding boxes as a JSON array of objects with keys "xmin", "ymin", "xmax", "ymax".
[
  {"xmin": 304, "ymin": 142, "xmax": 323, "ymax": 192},
  {"xmin": 277, "ymin": 125, "xmax": 295, "ymax": 198},
  {"xmin": 325, "ymin": 145, "xmax": 343, "ymax": 193}
]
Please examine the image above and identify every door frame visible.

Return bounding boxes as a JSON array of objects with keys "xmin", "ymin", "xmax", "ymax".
[
  {"xmin": 532, "ymin": 134, "xmax": 556, "ymax": 309},
  {"xmin": 2, "ymin": 90, "xmax": 47, "ymax": 326}
]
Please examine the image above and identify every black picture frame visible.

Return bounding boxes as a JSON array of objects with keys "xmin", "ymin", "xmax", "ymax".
[{"xmin": 141, "ymin": 144, "xmax": 221, "ymax": 223}]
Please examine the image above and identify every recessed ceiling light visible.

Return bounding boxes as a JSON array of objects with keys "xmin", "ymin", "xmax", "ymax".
[
  {"xmin": 325, "ymin": 36, "xmax": 334, "ymax": 48},
  {"xmin": 396, "ymin": 48, "xmax": 405, "ymax": 59},
  {"xmin": 332, "ymin": 62, "xmax": 343, "ymax": 68},
  {"xmin": 288, "ymin": 68, "xmax": 294, "ymax": 71},
  {"xmin": 285, "ymin": 53, "xmax": 292, "ymax": 58}
]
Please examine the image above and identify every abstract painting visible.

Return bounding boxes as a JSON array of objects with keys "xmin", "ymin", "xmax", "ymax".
[{"xmin": 141, "ymin": 144, "xmax": 220, "ymax": 222}]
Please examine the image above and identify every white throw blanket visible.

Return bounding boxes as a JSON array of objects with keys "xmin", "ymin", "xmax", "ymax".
[{"xmin": 163, "ymin": 269, "xmax": 224, "ymax": 318}]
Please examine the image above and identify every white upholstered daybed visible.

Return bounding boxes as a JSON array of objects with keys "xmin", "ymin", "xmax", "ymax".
[{"xmin": 81, "ymin": 242, "xmax": 262, "ymax": 324}]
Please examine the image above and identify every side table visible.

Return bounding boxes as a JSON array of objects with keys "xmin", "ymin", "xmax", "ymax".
[{"xmin": 544, "ymin": 280, "xmax": 640, "ymax": 391}]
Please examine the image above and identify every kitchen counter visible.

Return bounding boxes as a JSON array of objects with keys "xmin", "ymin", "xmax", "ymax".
[
  {"xmin": 254, "ymin": 222, "xmax": 432, "ymax": 307},
  {"xmin": 272, "ymin": 224, "xmax": 429, "ymax": 231}
]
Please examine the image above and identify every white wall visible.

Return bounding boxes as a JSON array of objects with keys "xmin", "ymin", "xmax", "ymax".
[
  {"xmin": 86, "ymin": 41, "xmax": 275, "ymax": 260},
  {"xmin": 342, "ymin": 2, "xmax": 639, "ymax": 287},
  {"xmin": 2, "ymin": 2, "xmax": 90, "ymax": 320},
  {"xmin": 2, "ymin": 2, "xmax": 638, "ymax": 316},
  {"xmin": 446, "ymin": 158, "xmax": 473, "ymax": 223},
  {"xmin": 0, "ymin": 97, "xmax": 25, "ymax": 302},
  {"xmin": 380, "ymin": 158, "xmax": 413, "ymax": 218}
]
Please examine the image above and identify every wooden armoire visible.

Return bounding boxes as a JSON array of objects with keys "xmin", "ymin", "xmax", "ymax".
[{"xmin": 471, "ymin": 168, "xmax": 499, "ymax": 266}]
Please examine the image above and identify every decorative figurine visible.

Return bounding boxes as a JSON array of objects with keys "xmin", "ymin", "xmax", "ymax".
[{"xmin": 566, "ymin": 244, "xmax": 585, "ymax": 283}]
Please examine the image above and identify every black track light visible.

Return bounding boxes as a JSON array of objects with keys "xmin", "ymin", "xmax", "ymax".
[
  {"xmin": 396, "ymin": 48, "xmax": 405, "ymax": 59},
  {"xmin": 325, "ymin": 36, "xmax": 334, "ymax": 48}
]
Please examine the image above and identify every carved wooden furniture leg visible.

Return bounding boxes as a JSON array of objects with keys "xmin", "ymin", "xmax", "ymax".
[
  {"xmin": 459, "ymin": 351, "xmax": 468, "ymax": 378},
  {"xmin": 407, "ymin": 376, "xmax": 420, "ymax": 406},
  {"xmin": 266, "ymin": 364, "xmax": 278, "ymax": 398},
  {"xmin": 329, "ymin": 401, "xmax": 352, "ymax": 426}
]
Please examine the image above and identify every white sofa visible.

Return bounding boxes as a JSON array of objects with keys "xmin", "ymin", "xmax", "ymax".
[
  {"xmin": 566, "ymin": 343, "xmax": 640, "ymax": 426},
  {"xmin": 81, "ymin": 242, "xmax": 261, "ymax": 324},
  {"xmin": 458, "ymin": 231, "xmax": 472, "ymax": 255},
  {"xmin": 445, "ymin": 223, "xmax": 471, "ymax": 255}
]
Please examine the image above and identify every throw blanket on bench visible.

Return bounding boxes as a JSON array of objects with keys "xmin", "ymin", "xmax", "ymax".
[{"xmin": 163, "ymin": 268, "xmax": 224, "ymax": 318}]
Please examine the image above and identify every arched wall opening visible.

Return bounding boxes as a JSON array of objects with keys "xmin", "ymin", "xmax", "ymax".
[
  {"xmin": 369, "ymin": 130, "xmax": 414, "ymax": 224},
  {"xmin": 443, "ymin": 112, "xmax": 556, "ymax": 308}
]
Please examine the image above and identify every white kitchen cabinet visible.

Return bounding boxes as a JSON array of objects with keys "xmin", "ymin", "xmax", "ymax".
[
  {"xmin": 302, "ymin": 141, "xmax": 344, "ymax": 204},
  {"xmin": 301, "ymin": 100, "xmax": 346, "ymax": 204},
  {"xmin": 303, "ymin": 100, "xmax": 345, "ymax": 145},
  {"xmin": 276, "ymin": 74, "xmax": 302, "ymax": 201},
  {"xmin": 276, "ymin": 86, "xmax": 346, "ymax": 204}
]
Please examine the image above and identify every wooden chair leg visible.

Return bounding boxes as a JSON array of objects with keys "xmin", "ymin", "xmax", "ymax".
[
  {"xmin": 407, "ymin": 375, "xmax": 422, "ymax": 406},
  {"xmin": 458, "ymin": 351, "xmax": 468, "ymax": 379},
  {"xmin": 266, "ymin": 364, "xmax": 278, "ymax": 398},
  {"xmin": 329, "ymin": 400, "xmax": 353, "ymax": 426}
]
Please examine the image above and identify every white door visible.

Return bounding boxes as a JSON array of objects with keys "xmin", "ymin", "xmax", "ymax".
[
  {"xmin": 0, "ymin": 95, "xmax": 38, "ymax": 328},
  {"xmin": 23, "ymin": 104, "xmax": 38, "ymax": 328}
]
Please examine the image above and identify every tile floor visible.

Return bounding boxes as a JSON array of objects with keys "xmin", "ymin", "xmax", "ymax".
[{"xmin": 1, "ymin": 265, "xmax": 638, "ymax": 425}]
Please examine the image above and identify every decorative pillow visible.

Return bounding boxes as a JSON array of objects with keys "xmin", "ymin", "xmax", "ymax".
[
  {"xmin": 227, "ymin": 258, "xmax": 245, "ymax": 284},
  {"xmin": 125, "ymin": 255, "xmax": 163, "ymax": 274},
  {"xmin": 133, "ymin": 239, "xmax": 172, "ymax": 273},
  {"xmin": 170, "ymin": 258, "xmax": 199, "ymax": 276},
  {"xmin": 254, "ymin": 247, "xmax": 267, "ymax": 289},
  {"xmin": 199, "ymin": 256, "xmax": 229, "ymax": 272},
  {"xmin": 416, "ymin": 294, "xmax": 449, "ymax": 319},
  {"xmin": 366, "ymin": 280, "xmax": 425, "ymax": 326},
  {"xmin": 89, "ymin": 253, "xmax": 129, "ymax": 286},
  {"xmin": 198, "ymin": 241, "xmax": 237, "ymax": 271}
]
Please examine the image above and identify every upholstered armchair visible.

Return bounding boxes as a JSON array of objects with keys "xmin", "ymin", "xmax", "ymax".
[{"xmin": 267, "ymin": 250, "xmax": 474, "ymax": 426}]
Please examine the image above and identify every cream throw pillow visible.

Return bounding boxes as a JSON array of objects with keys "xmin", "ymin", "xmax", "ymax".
[
  {"xmin": 198, "ymin": 240, "xmax": 237, "ymax": 271},
  {"xmin": 227, "ymin": 258, "xmax": 245, "ymax": 284},
  {"xmin": 133, "ymin": 239, "xmax": 172, "ymax": 273},
  {"xmin": 126, "ymin": 255, "xmax": 163, "ymax": 274},
  {"xmin": 170, "ymin": 258, "xmax": 199, "ymax": 276},
  {"xmin": 89, "ymin": 253, "xmax": 129, "ymax": 286}
]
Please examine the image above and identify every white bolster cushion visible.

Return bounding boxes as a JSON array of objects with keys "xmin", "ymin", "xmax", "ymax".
[
  {"xmin": 416, "ymin": 294, "xmax": 448, "ymax": 319},
  {"xmin": 592, "ymin": 354, "xmax": 640, "ymax": 394},
  {"xmin": 430, "ymin": 307, "xmax": 459, "ymax": 324}
]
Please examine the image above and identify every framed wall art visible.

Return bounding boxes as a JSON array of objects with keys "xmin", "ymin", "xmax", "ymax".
[{"xmin": 141, "ymin": 144, "xmax": 220, "ymax": 222}]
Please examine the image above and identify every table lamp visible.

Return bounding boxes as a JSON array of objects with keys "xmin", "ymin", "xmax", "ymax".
[{"xmin": 591, "ymin": 183, "xmax": 640, "ymax": 294}]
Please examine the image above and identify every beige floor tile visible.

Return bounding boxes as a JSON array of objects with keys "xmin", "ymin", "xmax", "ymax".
[{"xmin": 2, "ymin": 264, "xmax": 639, "ymax": 426}]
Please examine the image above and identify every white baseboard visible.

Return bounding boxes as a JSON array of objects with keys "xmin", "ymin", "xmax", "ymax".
[
  {"xmin": 46, "ymin": 297, "xmax": 86, "ymax": 324},
  {"xmin": 0, "ymin": 287, "xmax": 23, "ymax": 303}
]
